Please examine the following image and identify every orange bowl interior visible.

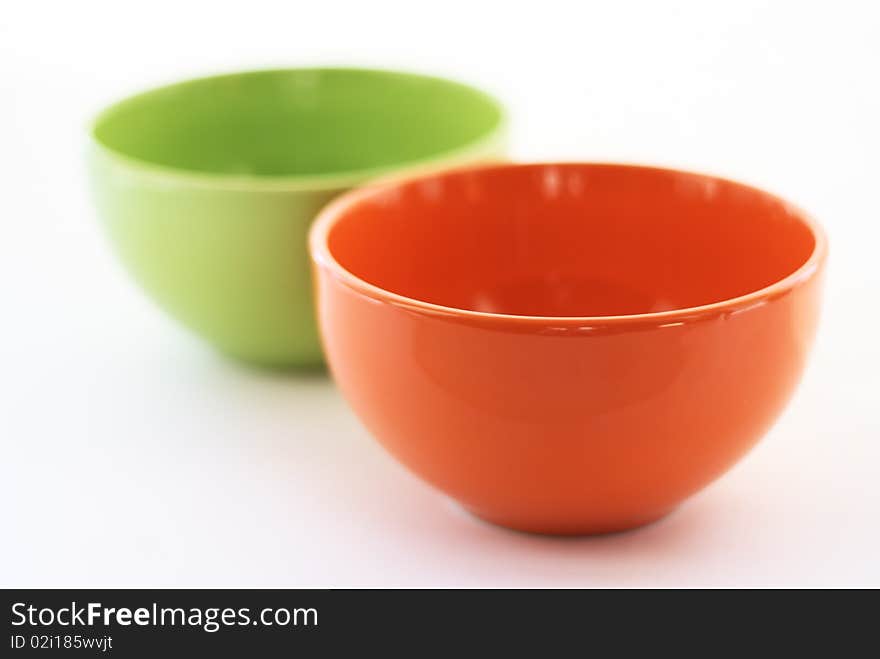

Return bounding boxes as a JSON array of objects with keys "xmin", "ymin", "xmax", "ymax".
[{"xmin": 327, "ymin": 164, "xmax": 817, "ymax": 317}]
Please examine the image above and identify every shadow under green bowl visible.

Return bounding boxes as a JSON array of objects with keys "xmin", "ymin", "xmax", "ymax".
[{"xmin": 88, "ymin": 67, "xmax": 507, "ymax": 367}]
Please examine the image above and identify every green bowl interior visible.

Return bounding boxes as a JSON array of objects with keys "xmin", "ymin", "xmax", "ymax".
[{"xmin": 92, "ymin": 68, "xmax": 504, "ymax": 179}]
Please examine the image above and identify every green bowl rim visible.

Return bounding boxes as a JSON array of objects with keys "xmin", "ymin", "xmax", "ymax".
[{"xmin": 88, "ymin": 66, "xmax": 508, "ymax": 192}]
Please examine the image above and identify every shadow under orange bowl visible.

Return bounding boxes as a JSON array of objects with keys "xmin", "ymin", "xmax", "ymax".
[{"xmin": 309, "ymin": 163, "xmax": 827, "ymax": 535}]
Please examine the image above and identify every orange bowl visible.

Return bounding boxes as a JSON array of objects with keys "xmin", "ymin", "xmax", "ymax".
[{"xmin": 310, "ymin": 163, "xmax": 827, "ymax": 535}]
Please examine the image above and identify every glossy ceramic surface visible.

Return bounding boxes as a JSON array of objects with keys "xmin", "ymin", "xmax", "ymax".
[
  {"xmin": 89, "ymin": 68, "xmax": 506, "ymax": 366},
  {"xmin": 311, "ymin": 163, "xmax": 827, "ymax": 534}
]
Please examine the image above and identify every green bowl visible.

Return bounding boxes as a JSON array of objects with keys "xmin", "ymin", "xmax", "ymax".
[{"xmin": 88, "ymin": 68, "xmax": 506, "ymax": 367}]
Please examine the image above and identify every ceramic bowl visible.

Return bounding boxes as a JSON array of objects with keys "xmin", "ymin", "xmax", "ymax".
[
  {"xmin": 310, "ymin": 162, "xmax": 827, "ymax": 534},
  {"xmin": 89, "ymin": 68, "xmax": 506, "ymax": 366}
]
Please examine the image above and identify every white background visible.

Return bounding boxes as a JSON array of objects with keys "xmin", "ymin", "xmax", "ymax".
[{"xmin": 2, "ymin": 0, "xmax": 878, "ymax": 587}]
